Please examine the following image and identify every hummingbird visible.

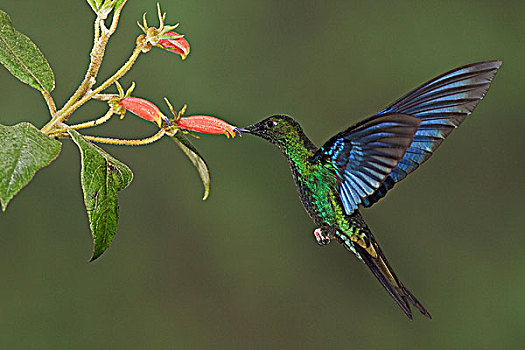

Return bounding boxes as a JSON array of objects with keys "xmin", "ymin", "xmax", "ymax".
[{"xmin": 238, "ymin": 61, "xmax": 501, "ymax": 319}]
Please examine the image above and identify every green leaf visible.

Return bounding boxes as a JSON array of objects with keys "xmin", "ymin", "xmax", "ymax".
[
  {"xmin": 86, "ymin": 0, "xmax": 100, "ymax": 13},
  {"xmin": 0, "ymin": 122, "xmax": 61, "ymax": 211},
  {"xmin": 114, "ymin": 0, "xmax": 127, "ymax": 10},
  {"xmin": 68, "ymin": 130, "xmax": 133, "ymax": 261},
  {"xmin": 87, "ymin": 0, "xmax": 126, "ymax": 18},
  {"xmin": 170, "ymin": 132, "xmax": 211, "ymax": 200},
  {"xmin": 0, "ymin": 10, "xmax": 55, "ymax": 92},
  {"xmin": 99, "ymin": 0, "xmax": 117, "ymax": 19}
]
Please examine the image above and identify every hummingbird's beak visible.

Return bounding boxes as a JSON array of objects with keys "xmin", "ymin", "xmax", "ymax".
[{"xmin": 235, "ymin": 127, "xmax": 252, "ymax": 135}]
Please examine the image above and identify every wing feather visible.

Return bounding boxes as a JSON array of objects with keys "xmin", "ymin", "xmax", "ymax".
[
  {"xmin": 313, "ymin": 114, "xmax": 421, "ymax": 215},
  {"xmin": 362, "ymin": 61, "xmax": 501, "ymax": 207}
]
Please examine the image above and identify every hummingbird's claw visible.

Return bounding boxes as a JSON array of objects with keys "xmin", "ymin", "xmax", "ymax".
[{"xmin": 314, "ymin": 228, "xmax": 332, "ymax": 246}]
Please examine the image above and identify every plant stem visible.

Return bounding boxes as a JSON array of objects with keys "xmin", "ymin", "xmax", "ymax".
[
  {"xmin": 83, "ymin": 129, "xmax": 166, "ymax": 146},
  {"xmin": 49, "ymin": 109, "xmax": 115, "ymax": 135},
  {"xmin": 61, "ymin": 1, "xmax": 128, "ymax": 113},
  {"xmin": 41, "ymin": 43, "xmax": 143, "ymax": 134},
  {"xmin": 94, "ymin": 16, "xmax": 101, "ymax": 43},
  {"xmin": 64, "ymin": 45, "xmax": 142, "ymax": 116},
  {"xmin": 41, "ymin": 91, "xmax": 57, "ymax": 116},
  {"xmin": 92, "ymin": 93, "xmax": 118, "ymax": 101},
  {"xmin": 60, "ymin": 17, "xmax": 105, "ymax": 113}
]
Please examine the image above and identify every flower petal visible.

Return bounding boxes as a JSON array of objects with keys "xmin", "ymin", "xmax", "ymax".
[
  {"xmin": 177, "ymin": 115, "xmax": 238, "ymax": 138},
  {"xmin": 158, "ymin": 31, "xmax": 190, "ymax": 60},
  {"xmin": 120, "ymin": 97, "xmax": 165, "ymax": 127}
]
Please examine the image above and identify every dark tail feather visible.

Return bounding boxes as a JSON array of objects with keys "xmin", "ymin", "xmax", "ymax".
[{"xmin": 351, "ymin": 235, "xmax": 431, "ymax": 319}]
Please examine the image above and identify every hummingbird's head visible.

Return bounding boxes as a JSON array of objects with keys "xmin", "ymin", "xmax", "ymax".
[{"xmin": 238, "ymin": 115, "xmax": 304, "ymax": 146}]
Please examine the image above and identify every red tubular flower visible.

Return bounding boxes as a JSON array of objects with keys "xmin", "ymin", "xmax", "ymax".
[
  {"xmin": 177, "ymin": 115, "xmax": 238, "ymax": 138},
  {"xmin": 157, "ymin": 31, "xmax": 190, "ymax": 60},
  {"xmin": 119, "ymin": 97, "xmax": 168, "ymax": 127}
]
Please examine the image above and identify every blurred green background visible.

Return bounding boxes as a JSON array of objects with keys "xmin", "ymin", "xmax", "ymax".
[{"xmin": 1, "ymin": 0, "xmax": 524, "ymax": 348}]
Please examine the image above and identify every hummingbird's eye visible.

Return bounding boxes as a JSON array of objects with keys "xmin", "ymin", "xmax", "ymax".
[{"xmin": 266, "ymin": 120, "xmax": 277, "ymax": 128}]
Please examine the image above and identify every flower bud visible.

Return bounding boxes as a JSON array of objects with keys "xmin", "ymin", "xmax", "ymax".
[
  {"xmin": 177, "ymin": 115, "xmax": 238, "ymax": 138},
  {"xmin": 157, "ymin": 31, "xmax": 190, "ymax": 60},
  {"xmin": 119, "ymin": 97, "xmax": 167, "ymax": 127}
]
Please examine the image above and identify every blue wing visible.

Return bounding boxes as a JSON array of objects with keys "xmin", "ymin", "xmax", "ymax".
[
  {"xmin": 313, "ymin": 114, "xmax": 421, "ymax": 215},
  {"xmin": 361, "ymin": 61, "xmax": 502, "ymax": 207}
]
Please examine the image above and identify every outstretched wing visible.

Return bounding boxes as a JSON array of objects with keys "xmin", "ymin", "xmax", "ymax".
[
  {"xmin": 362, "ymin": 61, "xmax": 501, "ymax": 207},
  {"xmin": 312, "ymin": 113, "xmax": 421, "ymax": 215}
]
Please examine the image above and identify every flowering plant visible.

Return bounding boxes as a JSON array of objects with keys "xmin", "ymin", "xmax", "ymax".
[{"xmin": 0, "ymin": 1, "xmax": 238, "ymax": 260}]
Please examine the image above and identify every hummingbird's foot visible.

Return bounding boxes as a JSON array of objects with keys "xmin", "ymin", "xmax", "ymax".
[{"xmin": 314, "ymin": 228, "xmax": 332, "ymax": 246}]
